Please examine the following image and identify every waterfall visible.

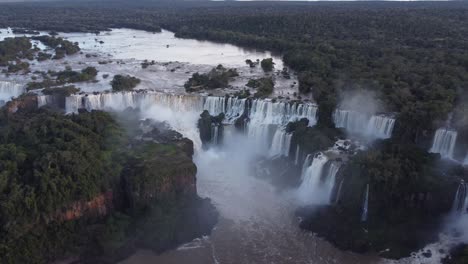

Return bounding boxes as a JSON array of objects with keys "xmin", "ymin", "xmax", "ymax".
[
  {"xmin": 361, "ymin": 184, "xmax": 369, "ymax": 222},
  {"xmin": 0, "ymin": 81, "xmax": 25, "ymax": 105},
  {"xmin": 430, "ymin": 128, "xmax": 457, "ymax": 159},
  {"xmin": 366, "ymin": 115, "xmax": 395, "ymax": 139},
  {"xmin": 249, "ymin": 99, "xmax": 318, "ymax": 127},
  {"xmin": 64, "ymin": 92, "xmax": 206, "ymax": 114},
  {"xmin": 62, "ymin": 92, "xmax": 315, "ymax": 128},
  {"xmin": 37, "ymin": 95, "xmax": 53, "ymax": 108},
  {"xmin": 333, "ymin": 110, "xmax": 369, "ymax": 133},
  {"xmin": 452, "ymin": 181, "xmax": 467, "ymax": 215},
  {"xmin": 247, "ymin": 123, "xmax": 276, "ymax": 154},
  {"xmin": 224, "ymin": 97, "xmax": 247, "ymax": 123},
  {"xmin": 464, "ymin": 154, "xmax": 468, "ymax": 166},
  {"xmin": 297, "ymin": 153, "xmax": 338, "ymax": 205},
  {"xmin": 301, "ymin": 154, "xmax": 313, "ymax": 179},
  {"xmin": 269, "ymin": 127, "xmax": 292, "ymax": 157},
  {"xmin": 294, "ymin": 146, "xmax": 300, "ymax": 165},
  {"xmin": 334, "ymin": 109, "xmax": 395, "ymax": 139},
  {"xmin": 334, "ymin": 179, "xmax": 344, "ymax": 204},
  {"xmin": 203, "ymin": 96, "xmax": 225, "ymax": 116},
  {"xmin": 325, "ymin": 163, "xmax": 341, "ymax": 203},
  {"xmin": 211, "ymin": 124, "xmax": 219, "ymax": 145},
  {"xmin": 47, "ymin": 91, "xmax": 317, "ymax": 156}
]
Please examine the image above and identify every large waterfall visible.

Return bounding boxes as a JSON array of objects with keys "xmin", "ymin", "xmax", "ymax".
[
  {"xmin": 0, "ymin": 81, "xmax": 25, "ymax": 105},
  {"xmin": 249, "ymin": 99, "xmax": 318, "ymax": 127},
  {"xmin": 333, "ymin": 109, "xmax": 395, "ymax": 139},
  {"xmin": 297, "ymin": 153, "xmax": 341, "ymax": 205},
  {"xmin": 430, "ymin": 128, "xmax": 458, "ymax": 159},
  {"xmin": 62, "ymin": 92, "xmax": 317, "ymax": 125},
  {"xmin": 39, "ymin": 91, "xmax": 317, "ymax": 157},
  {"xmin": 65, "ymin": 92, "xmax": 205, "ymax": 114},
  {"xmin": 452, "ymin": 181, "xmax": 467, "ymax": 215}
]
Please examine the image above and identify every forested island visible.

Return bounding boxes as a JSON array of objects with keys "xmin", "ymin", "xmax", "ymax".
[{"xmin": 0, "ymin": 1, "xmax": 468, "ymax": 263}]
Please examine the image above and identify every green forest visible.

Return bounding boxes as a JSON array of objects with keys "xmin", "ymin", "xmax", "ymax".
[{"xmin": 0, "ymin": 106, "xmax": 216, "ymax": 263}]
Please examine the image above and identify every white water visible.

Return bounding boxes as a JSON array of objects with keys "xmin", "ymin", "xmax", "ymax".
[
  {"xmin": 335, "ymin": 179, "xmax": 344, "ymax": 204},
  {"xmin": 294, "ymin": 145, "xmax": 300, "ymax": 165},
  {"xmin": 113, "ymin": 94, "xmax": 378, "ymax": 264},
  {"xmin": 297, "ymin": 152, "xmax": 336, "ymax": 205},
  {"xmin": 452, "ymin": 181, "xmax": 467, "ymax": 215},
  {"xmin": 249, "ymin": 99, "xmax": 318, "ymax": 127},
  {"xmin": 0, "ymin": 81, "xmax": 24, "ymax": 105},
  {"xmin": 211, "ymin": 124, "xmax": 220, "ymax": 145},
  {"xmin": 429, "ymin": 128, "xmax": 458, "ymax": 159},
  {"xmin": 367, "ymin": 115, "xmax": 396, "ymax": 139},
  {"xmin": 60, "ymin": 91, "xmax": 314, "ymax": 157},
  {"xmin": 333, "ymin": 109, "xmax": 395, "ymax": 139},
  {"xmin": 361, "ymin": 184, "xmax": 370, "ymax": 222},
  {"xmin": 269, "ymin": 127, "xmax": 292, "ymax": 157}
]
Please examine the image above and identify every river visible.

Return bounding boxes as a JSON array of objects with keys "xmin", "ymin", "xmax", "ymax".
[{"xmin": 0, "ymin": 27, "xmax": 462, "ymax": 264}]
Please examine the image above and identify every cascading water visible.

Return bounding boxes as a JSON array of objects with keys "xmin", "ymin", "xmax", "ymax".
[
  {"xmin": 361, "ymin": 184, "xmax": 369, "ymax": 222},
  {"xmin": 430, "ymin": 128, "xmax": 457, "ymax": 159},
  {"xmin": 294, "ymin": 146, "xmax": 300, "ymax": 165},
  {"xmin": 249, "ymin": 99, "xmax": 318, "ymax": 127},
  {"xmin": 224, "ymin": 97, "xmax": 247, "ymax": 123},
  {"xmin": 203, "ymin": 96, "xmax": 226, "ymax": 116},
  {"xmin": 301, "ymin": 154, "xmax": 313, "ymax": 178},
  {"xmin": 333, "ymin": 110, "xmax": 369, "ymax": 133},
  {"xmin": 247, "ymin": 100, "xmax": 317, "ymax": 155},
  {"xmin": 211, "ymin": 124, "xmax": 220, "ymax": 145},
  {"xmin": 334, "ymin": 179, "xmax": 344, "ymax": 204},
  {"xmin": 325, "ymin": 163, "xmax": 341, "ymax": 203},
  {"xmin": 41, "ymin": 91, "xmax": 317, "ymax": 157},
  {"xmin": 297, "ymin": 153, "xmax": 339, "ymax": 205},
  {"xmin": 333, "ymin": 109, "xmax": 395, "ymax": 139},
  {"xmin": 366, "ymin": 115, "xmax": 395, "ymax": 139},
  {"xmin": 0, "ymin": 81, "xmax": 25, "ymax": 105},
  {"xmin": 64, "ymin": 92, "xmax": 205, "ymax": 114},
  {"xmin": 452, "ymin": 181, "xmax": 467, "ymax": 215},
  {"xmin": 269, "ymin": 127, "xmax": 292, "ymax": 157}
]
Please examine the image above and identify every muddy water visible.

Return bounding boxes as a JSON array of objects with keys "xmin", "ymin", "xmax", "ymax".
[{"xmin": 121, "ymin": 133, "xmax": 380, "ymax": 264}]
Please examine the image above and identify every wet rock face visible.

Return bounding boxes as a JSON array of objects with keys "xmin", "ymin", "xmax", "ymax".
[
  {"xmin": 57, "ymin": 192, "xmax": 113, "ymax": 222},
  {"xmin": 198, "ymin": 110, "xmax": 224, "ymax": 149},
  {"xmin": 287, "ymin": 117, "xmax": 342, "ymax": 157},
  {"xmin": 5, "ymin": 94, "xmax": 38, "ymax": 113}
]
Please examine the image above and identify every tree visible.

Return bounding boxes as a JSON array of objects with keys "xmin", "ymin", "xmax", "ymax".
[
  {"xmin": 260, "ymin": 58, "xmax": 274, "ymax": 72},
  {"xmin": 111, "ymin": 75, "xmax": 141, "ymax": 92}
]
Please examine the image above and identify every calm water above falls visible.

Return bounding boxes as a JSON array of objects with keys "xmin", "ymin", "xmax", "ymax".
[{"xmin": 61, "ymin": 28, "xmax": 284, "ymax": 68}]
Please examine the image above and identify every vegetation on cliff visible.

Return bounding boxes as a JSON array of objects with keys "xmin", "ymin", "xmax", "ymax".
[
  {"xmin": 0, "ymin": 106, "xmax": 217, "ymax": 263},
  {"xmin": 198, "ymin": 110, "xmax": 224, "ymax": 148},
  {"xmin": 297, "ymin": 139, "xmax": 465, "ymax": 259}
]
